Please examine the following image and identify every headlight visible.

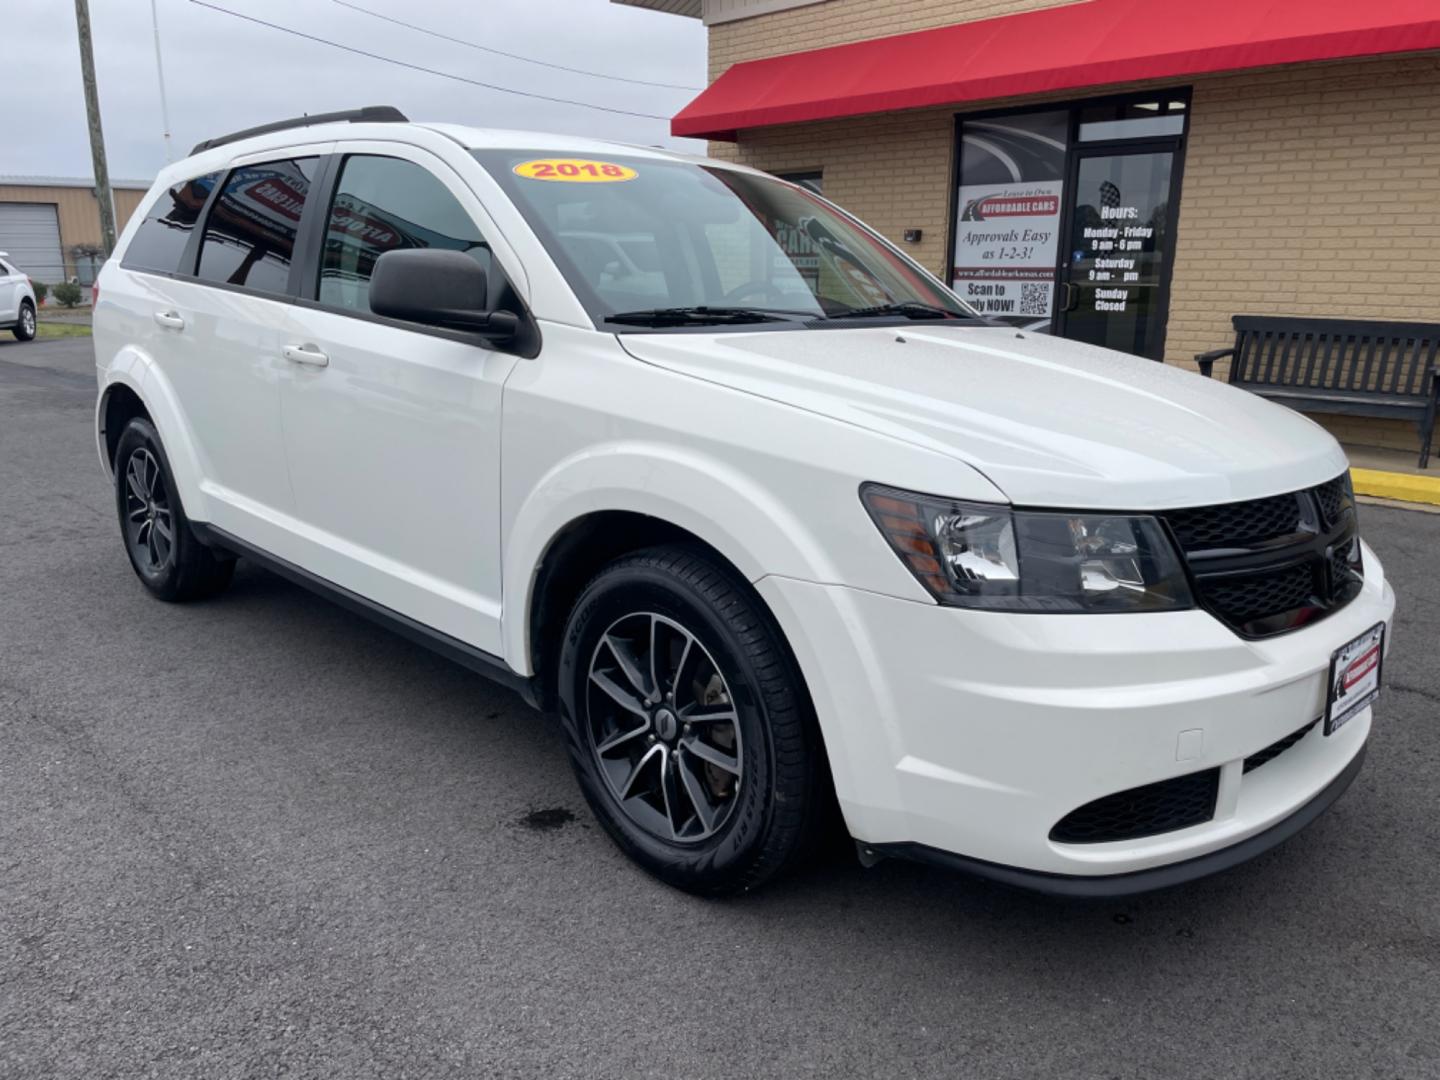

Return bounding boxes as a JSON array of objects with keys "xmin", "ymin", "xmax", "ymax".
[{"xmin": 861, "ymin": 484, "xmax": 1194, "ymax": 613}]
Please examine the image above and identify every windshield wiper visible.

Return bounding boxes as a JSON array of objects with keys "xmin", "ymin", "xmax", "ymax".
[
  {"xmin": 605, "ymin": 306, "xmax": 813, "ymax": 327},
  {"xmin": 829, "ymin": 301, "xmax": 967, "ymax": 321}
]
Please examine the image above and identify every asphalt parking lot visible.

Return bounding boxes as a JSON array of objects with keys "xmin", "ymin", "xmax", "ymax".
[{"xmin": 3, "ymin": 337, "xmax": 1438, "ymax": 1079}]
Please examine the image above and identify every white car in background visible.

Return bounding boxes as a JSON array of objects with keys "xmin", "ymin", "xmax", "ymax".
[
  {"xmin": 91, "ymin": 109, "xmax": 1394, "ymax": 898},
  {"xmin": 0, "ymin": 253, "xmax": 38, "ymax": 341}
]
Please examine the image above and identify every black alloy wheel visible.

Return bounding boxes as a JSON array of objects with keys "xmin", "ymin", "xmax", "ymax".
[
  {"xmin": 112, "ymin": 417, "xmax": 235, "ymax": 601},
  {"xmin": 586, "ymin": 610, "xmax": 744, "ymax": 844},
  {"xmin": 122, "ymin": 446, "xmax": 175, "ymax": 577},
  {"xmin": 557, "ymin": 546, "xmax": 827, "ymax": 895}
]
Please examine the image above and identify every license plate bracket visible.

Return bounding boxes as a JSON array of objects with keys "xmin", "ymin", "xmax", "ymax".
[{"xmin": 1325, "ymin": 622, "xmax": 1385, "ymax": 736}]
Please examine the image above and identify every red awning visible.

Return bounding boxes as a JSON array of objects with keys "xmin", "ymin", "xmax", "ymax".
[{"xmin": 673, "ymin": 0, "xmax": 1440, "ymax": 139}]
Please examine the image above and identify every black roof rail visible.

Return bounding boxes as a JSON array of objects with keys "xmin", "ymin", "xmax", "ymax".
[{"xmin": 190, "ymin": 105, "xmax": 408, "ymax": 156}]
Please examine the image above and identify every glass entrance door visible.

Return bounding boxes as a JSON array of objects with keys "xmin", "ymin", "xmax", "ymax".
[{"xmin": 1056, "ymin": 146, "xmax": 1179, "ymax": 359}]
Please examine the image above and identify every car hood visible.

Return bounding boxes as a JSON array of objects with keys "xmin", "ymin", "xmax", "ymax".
[{"xmin": 618, "ymin": 325, "xmax": 1349, "ymax": 509}]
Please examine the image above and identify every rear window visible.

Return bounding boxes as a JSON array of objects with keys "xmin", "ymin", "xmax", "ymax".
[
  {"xmin": 120, "ymin": 172, "xmax": 220, "ymax": 275},
  {"xmin": 196, "ymin": 158, "xmax": 317, "ymax": 295}
]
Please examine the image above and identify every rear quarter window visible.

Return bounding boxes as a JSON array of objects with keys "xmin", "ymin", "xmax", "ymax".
[{"xmin": 121, "ymin": 173, "xmax": 221, "ymax": 275}]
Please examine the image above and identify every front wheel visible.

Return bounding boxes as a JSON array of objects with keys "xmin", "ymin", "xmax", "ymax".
[
  {"xmin": 13, "ymin": 301, "xmax": 36, "ymax": 341},
  {"xmin": 113, "ymin": 417, "xmax": 235, "ymax": 601},
  {"xmin": 557, "ymin": 546, "xmax": 826, "ymax": 895}
]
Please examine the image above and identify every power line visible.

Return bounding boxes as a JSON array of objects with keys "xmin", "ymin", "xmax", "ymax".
[
  {"xmin": 332, "ymin": 0, "xmax": 701, "ymax": 91},
  {"xmin": 187, "ymin": 0, "xmax": 674, "ymax": 121}
]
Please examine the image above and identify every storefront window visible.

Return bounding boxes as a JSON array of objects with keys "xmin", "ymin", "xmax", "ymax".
[
  {"xmin": 1078, "ymin": 98, "xmax": 1187, "ymax": 142},
  {"xmin": 778, "ymin": 170, "xmax": 823, "ymax": 195},
  {"xmin": 951, "ymin": 91, "xmax": 1190, "ymax": 358}
]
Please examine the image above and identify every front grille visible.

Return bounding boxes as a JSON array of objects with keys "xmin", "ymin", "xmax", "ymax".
[
  {"xmin": 1166, "ymin": 492, "xmax": 1301, "ymax": 551},
  {"xmin": 1162, "ymin": 473, "xmax": 1361, "ymax": 638},
  {"xmin": 1243, "ymin": 718, "xmax": 1319, "ymax": 773},
  {"xmin": 1203, "ymin": 562, "xmax": 1316, "ymax": 627},
  {"xmin": 1313, "ymin": 474, "xmax": 1353, "ymax": 528},
  {"xmin": 1328, "ymin": 540, "xmax": 1364, "ymax": 597},
  {"xmin": 1050, "ymin": 768, "xmax": 1220, "ymax": 844}
]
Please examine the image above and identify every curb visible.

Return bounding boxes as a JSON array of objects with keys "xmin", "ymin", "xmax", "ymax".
[{"xmin": 1351, "ymin": 467, "xmax": 1440, "ymax": 507}]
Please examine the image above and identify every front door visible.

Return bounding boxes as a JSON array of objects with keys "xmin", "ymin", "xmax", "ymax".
[
  {"xmin": 277, "ymin": 146, "xmax": 520, "ymax": 655},
  {"xmin": 1056, "ymin": 145, "xmax": 1180, "ymax": 359}
]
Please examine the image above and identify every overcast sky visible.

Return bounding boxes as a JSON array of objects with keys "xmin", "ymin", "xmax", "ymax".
[{"xmin": 6, "ymin": 0, "xmax": 707, "ymax": 182}]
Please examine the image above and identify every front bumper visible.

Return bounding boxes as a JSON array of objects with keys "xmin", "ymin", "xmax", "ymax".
[{"xmin": 757, "ymin": 540, "xmax": 1394, "ymax": 889}]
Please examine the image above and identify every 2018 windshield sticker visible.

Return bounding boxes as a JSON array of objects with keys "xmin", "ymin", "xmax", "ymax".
[{"xmin": 514, "ymin": 159, "xmax": 637, "ymax": 183}]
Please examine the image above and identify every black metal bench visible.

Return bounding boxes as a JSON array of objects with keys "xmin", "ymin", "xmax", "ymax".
[{"xmin": 1196, "ymin": 316, "xmax": 1439, "ymax": 469}]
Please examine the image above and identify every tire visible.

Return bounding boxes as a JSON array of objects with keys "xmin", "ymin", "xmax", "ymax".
[
  {"xmin": 114, "ymin": 417, "xmax": 235, "ymax": 601},
  {"xmin": 557, "ymin": 545, "xmax": 825, "ymax": 895},
  {"xmin": 13, "ymin": 301, "xmax": 36, "ymax": 341}
]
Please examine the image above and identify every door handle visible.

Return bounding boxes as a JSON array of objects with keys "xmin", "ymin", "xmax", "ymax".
[
  {"xmin": 282, "ymin": 344, "xmax": 330, "ymax": 368},
  {"xmin": 153, "ymin": 310, "xmax": 185, "ymax": 330},
  {"xmin": 1058, "ymin": 282, "xmax": 1080, "ymax": 312}
]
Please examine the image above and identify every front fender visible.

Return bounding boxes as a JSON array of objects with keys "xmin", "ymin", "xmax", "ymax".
[
  {"xmin": 97, "ymin": 347, "xmax": 211, "ymax": 523},
  {"xmin": 501, "ymin": 441, "xmax": 844, "ymax": 675}
]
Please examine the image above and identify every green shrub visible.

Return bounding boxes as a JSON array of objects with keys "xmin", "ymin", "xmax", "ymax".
[
  {"xmin": 31, "ymin": 281, "xmax": 48, "ymax": 305},
  {"xmin": 52, "ymin": 281, "xmax": 82, "ymax": 308}
]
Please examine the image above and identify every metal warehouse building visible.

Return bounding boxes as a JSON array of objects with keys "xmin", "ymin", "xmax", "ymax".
[{"xmin": 0, "ymin": 178, "xmax": 148, "ymax": 287}]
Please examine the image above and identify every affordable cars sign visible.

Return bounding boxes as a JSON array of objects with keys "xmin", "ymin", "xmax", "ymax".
[{"xmin": 952, "ymin": 179, "xmax": 1062, "ymax": 322}]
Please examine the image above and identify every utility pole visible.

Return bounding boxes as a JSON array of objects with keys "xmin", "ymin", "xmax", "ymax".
[
  {"xmin": 73, "ymin": 0, "xmax": 118, "ymax": 256},
  {"xmin": 149, "ymin": 0, "xmax": 174, "ymax": 163}
]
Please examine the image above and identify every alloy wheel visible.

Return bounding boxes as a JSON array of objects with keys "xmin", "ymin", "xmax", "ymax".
[
  {"xmin": 123, "ymin": 447, "xmax": 174, "ymax": 573},
  {"xmin": 585, "ymin": 611, "xmax": 744, "ymax": 844},
  {"xmin": 21, "ymin": 306, "xmax": 35, "ymax": 336}
]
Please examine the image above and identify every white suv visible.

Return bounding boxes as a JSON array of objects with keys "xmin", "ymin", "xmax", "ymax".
[
  {"xmin": 92, "ymin": 108, "xmax": 1395, "ymax": 896},
  {"xmin": 0, "ymin": 253, "xmax": 38, "ymax": 341}
]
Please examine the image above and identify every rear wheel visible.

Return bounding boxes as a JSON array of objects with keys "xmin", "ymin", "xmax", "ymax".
[
  {"xmin": 558, "ymin": 545, "xmax": 825, "ymax": 895},
  {"xmin": 13, "ymin": 301, "xmax": 35, "ymax": 341},
  {"xmin": 114, "ymin": 418, "xmax": 235, "ymax": 601}
]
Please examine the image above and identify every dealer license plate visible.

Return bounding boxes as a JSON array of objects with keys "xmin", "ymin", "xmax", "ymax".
[{"xmin": 1325, "ymin": 622, "xmax": 1385, "ymax": 735}]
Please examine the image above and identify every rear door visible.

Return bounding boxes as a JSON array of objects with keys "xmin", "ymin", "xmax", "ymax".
[
  {"xmin": 275, "ymin": 146, "xmax": 521, "ymax": 653},
  {"xmin": 154, "ymin": 148, "xmax": 329, "ymax": 542}
]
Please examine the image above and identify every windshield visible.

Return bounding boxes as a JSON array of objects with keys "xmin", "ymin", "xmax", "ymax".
[{"xmin": 473, "ymin": 149, "xmax": 979, "ymax": 329}]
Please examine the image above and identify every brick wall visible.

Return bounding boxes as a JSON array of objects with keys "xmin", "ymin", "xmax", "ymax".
[
  {"xmin": 708, "ymin": 0, "xmax": 1084, "ymax": 79},
  {"xmin": 717, "ymin": 108, "xmax": 957, "ymax": 275},
  {"xmin": 704, "ymin": 0, "xmax": 1440, "ymax": 454},
  {"xmin": 1167, "ymin": 54, "xmax": 1440, "ymax": 454}
]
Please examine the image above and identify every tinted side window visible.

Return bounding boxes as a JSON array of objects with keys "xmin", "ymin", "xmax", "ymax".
[
  {"xmin": 120, "ymin": 172, "xmax": 221, "ymax": 275},
  {"xmin": 196, "ymin": 158, "xmax": 317, "ymax": 295},
  {"xmin": 318, "ymin": 155, "xmax": 491, "ymax": 313}
]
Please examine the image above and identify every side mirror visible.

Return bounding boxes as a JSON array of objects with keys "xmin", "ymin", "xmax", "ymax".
[{"xmin": 368, "ymin": 248, "xmax": 518, "ymax": 340}]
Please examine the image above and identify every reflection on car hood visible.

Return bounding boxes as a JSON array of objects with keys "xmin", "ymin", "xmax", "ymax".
[{"xmin": 618, "ymin": 325, "xmax": 1349, "ymax": 509}]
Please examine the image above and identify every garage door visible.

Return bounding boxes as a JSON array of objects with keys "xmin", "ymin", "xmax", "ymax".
[{"xmin": 0, "ymin": 203, "xmax": 64, "ymax": 282}]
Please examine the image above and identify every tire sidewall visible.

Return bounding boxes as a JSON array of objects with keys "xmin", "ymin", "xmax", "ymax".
[
  {"xmin": 16, "ymin": 302, "xmax": 36, "ymax": 341},
  {"xmin": 114, "ymin": 418, "xmax": 186, "ymax": 594},
  {"xmin": 558, "ymin": 560, "xmax": 778, "ymax": 886}
]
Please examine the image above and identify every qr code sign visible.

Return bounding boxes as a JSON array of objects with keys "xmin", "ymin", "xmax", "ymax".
[{"xmin": 1020, "ymin": 283, "xmax": 1050, "ymax": 316}]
